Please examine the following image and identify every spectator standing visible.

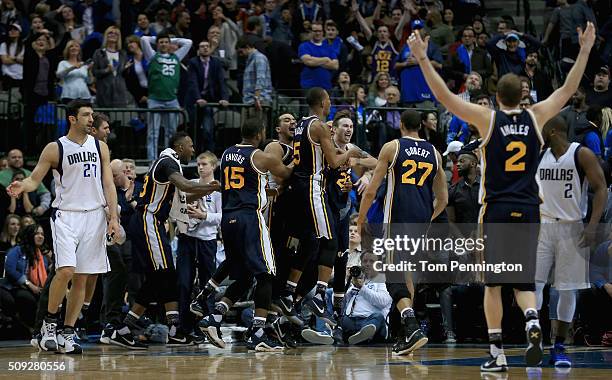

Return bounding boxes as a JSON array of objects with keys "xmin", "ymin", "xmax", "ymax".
[
  {"xmin": 520, "ymin": 50, "xmax": 554, "ymax": 102},
  {"xmin": 396, "ymin": 20, "xmax": 443, "ymax": 107},
  {"xmin": 4, "ymin": 224, "xmax": 50, "ymax": 329},
  {"xmin": 211, "ymin": 5, "xmax": 242, "ymax": 74},
  {"xmin": 124, "ymin": 35, "xmax": 149, "ymax": 108},
  {"xmin": 0, "ymin": 24, "xmax": 24, "ymax": 90},
  {"xmin": 46, "ymin": 4, "xmax": 87, "ymax": 45},
  {"xmin": 323, "ymin": 20, "xmax": 349, "ymax": 74},
  {"xmin": 560, "ymin": 88, "xmax": 590, "ymax": 142},
  {"xmin": 353, "ymin": 2, "xmax": 398, "ymax": 81},
  {"xmin": 150, "ymin": 6, "xmax": 172, "ymax": 34},
  {"xmin": 341, "ymin": 251, "xmax": 392, "ymax": 345},
  {"xmin": 426, "ymin": 10, "xmax": 455, "ymax": 53},
  {"xmin": 271, "ymin": 5, "xmax": 294, "ymax": 46},
  {"xmin": 133, "ymin": 13, "xmax": 157, "ymax": 37},
  {"xmin": 586, "ymin": 66, "xmax": 612, "ymax": 108},
  {"xmin": 237, "ymin": 38, "xmax": 273, "ymax": 126},
  {"xmin": 486, "ymin": 31, "xmax": 542, "ymax": 77},
  {"xmin": 299, "ymin": 21, "xmax": 338, "ymax": 91},
  {"xmin": 141, "ymin": 32, "xmax": 193, "ymax": 160},
  {"xmin": 447, "ymin": 27, "xmax": 492, "ymax": 93},
  {"xmin": 169, "ymin": 11, "xmax": 192, "ymax": 39},
  {"xmin": 177, "ymin": 152, "xmax": 222, "ymax": 335},
  {"xmin": 92, "ymin": 26, "xmax": 130, "ymax": 107},
  {"xmin": 542, "ymin": 0, "xmax": 573, "ymax": 58},
  {"xmin": 56, "ymin": 40, "xmax": 92, "ymax": 103},
  {"xmin": 186, "ymin": 40, "xmax": 230, "ymax": 153}
]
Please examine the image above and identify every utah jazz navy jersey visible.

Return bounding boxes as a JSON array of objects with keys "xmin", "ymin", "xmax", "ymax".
[
  {"xmin": 292, "ymin": 115, "xmax": 326, "ymax": 182},
  {"xmin": 384, "ymin": 137, "xmax": 438, "ymax": 223},
  {"xmin": 480, "ymin": 109, "xmax": 543, "ymax": 205},
  {"xmin": 327, "ymin": 145, "xmax": 351, "ymax": 214},
  {"xmin": 136, "ymin": 156, "xmax": 180, "ymax": 222},
  {"xmin": 221, "ymin": 144, "xmax": 268, "ymax": 212}
]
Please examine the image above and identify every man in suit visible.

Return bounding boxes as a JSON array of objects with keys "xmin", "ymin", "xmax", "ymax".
[{"xmin": 186, "ymin": 40, "xmax": 230, "ymax": 153}]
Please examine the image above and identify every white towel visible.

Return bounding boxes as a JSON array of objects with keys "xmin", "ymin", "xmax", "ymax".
[{"xmin": 160, "ymin": 148, "xmax": 189, "ymax": 234}]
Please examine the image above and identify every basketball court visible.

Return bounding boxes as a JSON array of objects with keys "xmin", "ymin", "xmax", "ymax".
[{"xmin": 0, "ymin": 340, "xmax": 610, "ymax": 379}]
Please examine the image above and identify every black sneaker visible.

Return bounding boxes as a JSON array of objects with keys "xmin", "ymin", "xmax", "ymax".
[
  {"xmin": 480, "ymin": 354, "xmax": 508, "ymax": 372},
  {"xmin": 75, "ymin": 327, "xmax": 89, "ymax": 343},
  {"xmin": 167, "ymin": 330, "xmax": 196, "ymax": 347},
  {"xmin": 525, "ymin": 320, "xmax": 543, "ymax": 366},
  {"xmin": 272, "ymin": 295, "xmax": 294, "ymax": 316},
  {"xmin": 191, "ymin": 329, "xmax": 206, "ymax": 345},
  {"xmin": 109, "ymin": 330, "xmax": 148, "ymax": 350},
  {"xmin": 304, "ymin": 296, "xmax": 337, "ymax": 327},
  {"xmin": 247, "ymin": 330, "xmax": 284, "ymax": 352},
  {"xmin": 189, "ymin": 299, "xmax": 206, "ymax": 318},
  {"xmin": 199, "ymin": 315, "xmax": 225, "ymax": 348},
  {"xmin": 392, "ymin": 324, "xmax": 428, "ymax": 355},
  {"xmin": 99, "ymin": 324, "xmax": 113, "ymax": 344}
]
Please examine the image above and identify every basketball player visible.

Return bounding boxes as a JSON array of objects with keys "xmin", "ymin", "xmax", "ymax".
[
  {"xmin": 108, "ymin": 132, "xmax": 219, "ymax": 349},
  {"xmin": 198, "ymin": 118, "xmax": 293, "ymax": 352},
  {"xmin": 407, "ymin": 22, "xmax": 596, "ymax": 370},
  {"xmin": 535, "ymin": 116, "xmax": 606, "ymax": 367},
  {"xmin": 7, "ymin": 100, "xmax": 120, "ymax": 354},
  {"xmin": 357, "ymin": 110, "xmax": 448, "ymax": 355},
  {"xmin": 276, "ymin": 88, "xmax": 362, "ymax": 325}
]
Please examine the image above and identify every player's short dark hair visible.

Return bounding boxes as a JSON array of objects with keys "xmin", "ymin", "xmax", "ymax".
[
  {"xmin": 543, "ymin": 115, "xmax": 568, "ymax": 136},
  {"xmin": 92, "ymin": 112, "xmax": 110, "ymax": 131},
  {"xmin": 242, "ymin": 117, "xmax": 265, "ymax": 139},
  {"xmin": 157, "ymin": 30, "xmax": 171, "ymax": 42},
  {"xmin": 236, "ymin": 37, "xmax": 254, "ymax": 50},
  {"xmin": 400, "ymin": 110, "xmax": 422, "ymax": 131},
  {"xmin": 169, "ymin": 131, "xmax": 190, "ymax": 148},
  {"xmin": 66, "ymin": 99, "xmax": 93, "ymax": 124},
  {"xmin": 306, "ymin": 87, "xmax": 328, "ymax": 108},
  {"xmin": 496, "ymin": 73, "xmax": 522, "ymax": 107}
]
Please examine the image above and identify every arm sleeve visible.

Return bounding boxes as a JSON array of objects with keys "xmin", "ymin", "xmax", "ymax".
[
  {"xmin": 298, "ymin": 42, "xmax": 309, "ymax": 59},
  {"xmin": 141, "ymin": 36, "xmax": 156, "ymax": 60},
  {"xmin": 172, "ymin": 38, "xmax": 193, "ymax": 61},
  {"xmin": 359, "ymin": 283, "xmax": 392, "ymax": 309},
  {"xmin": 5, "ymin": 248, "xmax": 26, "ymax": 285},
  {"xmin": 204, "ymin": 191, "xmax": 222, "ymax": 226},
  {"xmin": 153, "ymin": 158, "xmax": 181, "ymax": 183}
]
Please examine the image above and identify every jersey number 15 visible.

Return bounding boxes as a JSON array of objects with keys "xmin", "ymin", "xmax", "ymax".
[{"xmin": 224, "ymin": 167, "xmax": 245, "ymax": 190}]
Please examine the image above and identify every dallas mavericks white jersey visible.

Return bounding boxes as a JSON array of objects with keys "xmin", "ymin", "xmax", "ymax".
[
  {"xmin": 52, "ymin": 135, "xmax": 106, "ymax": 211},
  {"xmin": 537, "ymin": 142, "xmax": 588, "ymax": 221}
]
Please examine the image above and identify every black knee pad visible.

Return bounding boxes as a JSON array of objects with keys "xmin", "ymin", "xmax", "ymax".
[
  {"xmin": 386, "ymin": 282, "xmax": 411, "ymax": 303},
  {"xmin": 223, "ymin": 276, "xmax": 254, "ymax": 303},
  {"xmin": 254, "ymin": 273, "xmax": 274, "ymax": 310},
  {"xmin": 158, "ymin": 269, "xmax": 178, "ymax": 305},
  {"xmin": 318, "ymin": 238, "xmax": 338, "ymax": 268}
]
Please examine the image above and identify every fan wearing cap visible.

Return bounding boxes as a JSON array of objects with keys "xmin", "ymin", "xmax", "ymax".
[
  {"xmin": 0, "ymin": 23, "xmax": 24, "ymax": 89},
  {"xmin": 586, "ymin": 66, "xmax": 612, "ymax": 108},
  {"xmin": 485, "ymin": 27, "xmax": 542, "ymax": 77},
  {"xmin": 395, "ymin": 19, "xmax": 443, "ymax": 107}
]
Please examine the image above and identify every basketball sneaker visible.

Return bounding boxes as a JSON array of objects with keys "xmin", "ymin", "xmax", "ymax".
[
  {"xmin": 525, "ymin": 320, "xmax": 543, "ymax": 366},
  {"xmin": 99, "ymin": 323, "xmax": 113, "ymax": 344},
  {"xmin": 189, "ymin": 299, "xmax": 206, "ymax": 318},
  {"xmin": 109, "ymin": 329, "xmax": 148, "ymax": 350},
  {"xmin": 549, "ymin": 343, "xmax": 571, "ymax": 367},
  {"xmin": 301, "ymin": 328, "xmax": 334, "ymax": 345},
  {"xmin": 272, "ymin": 295, "xmax": 294, "ymax": 316},
  {"xmin": 38, "ymin": 317, "xmax": 58, "ymax": 352},
  {"xmin": 392, "ymin": 318, "xmax": 428, "ymax": 355},
  {"xmin": 57, "ymin": 328, "xmax": 83, "ymax": 354},
  {"xmin": 480, "ymin": 354, "xmax": 508, "ymax": 372},
  {"xmin": 247, "ymin": 329, "xmax": 284, "ymax": 352},
  {"xmin": 199, "ymin": 315, "xmax": 225, "ymax": 348},
  {"xmin": 304, "ymin": 296, "xmax": 337, "ymax": 327},
  {"xmin": 167, "ymin": 330, "xmax": 196, "ymax": 346}
]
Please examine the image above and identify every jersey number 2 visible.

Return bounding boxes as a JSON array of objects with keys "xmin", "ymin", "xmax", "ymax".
[
  {"xmin": 224, "ymin": 167, "xmax": 245, "ymax": 189},
  {"xmin": 401, "ymin": 160, "xmax": 433, "ymax": 186},
  {"xmin": 83, "ymin": 163, "xmax": 97, "ymax": 178},
  {"xmin": 505, "ymin": 141, "xmax": 526, "ymax": 172}
]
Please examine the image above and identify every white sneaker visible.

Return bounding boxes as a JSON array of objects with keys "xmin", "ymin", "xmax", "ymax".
[
  {"xmin": 348, "ymin": 324, "xmax": 376, "ymax": 345},
  {"xmin": 301, "ymin": 328, "xmax": 334, "ymax": 345},
  {"xmin": 39, "ymin": 318, "xmax": 58, "ymax": 352},
  {"xmin": 57, "ymin": 329, "xmax": 83, "ymax": 354}
]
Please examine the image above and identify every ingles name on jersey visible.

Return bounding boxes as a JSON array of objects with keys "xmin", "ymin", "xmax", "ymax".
[{"xmin": 500, "ymin": 123, "xmax": 530, "ymax": 137}]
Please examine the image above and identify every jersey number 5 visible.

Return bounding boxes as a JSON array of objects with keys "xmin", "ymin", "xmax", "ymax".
[
  {"xmin": 224, "ymin": 167, "xmax": 245, "ymax": 189},
  {"xmin": 505, "ymin": 141, "xmax": 526, "ymax": 172},
  {"xmin": 401, "ymin": 160, "xmax": 433, "ymax": 186},
  {"xmin": 293, "ymin": 142, "xmax": 301, "ymax": 165}
]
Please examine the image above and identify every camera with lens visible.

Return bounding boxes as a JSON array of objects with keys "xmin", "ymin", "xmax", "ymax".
[{"xmin": 349, "ymin": 266, "xmax": 363, "ymax": 278}]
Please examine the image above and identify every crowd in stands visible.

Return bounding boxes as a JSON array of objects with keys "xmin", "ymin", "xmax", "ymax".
[{"xmin": 0, "ymin": 0, "xmax": 610, "ymax": 347}]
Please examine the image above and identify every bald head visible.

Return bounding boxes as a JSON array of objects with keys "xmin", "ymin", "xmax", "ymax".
[
  {"xmin": 111, "ymin": 159, "xmax": 128, "ymax": 188},
  {"xmin": 7, "ymin": 149, "xmax": 23, "ymax": 170}
]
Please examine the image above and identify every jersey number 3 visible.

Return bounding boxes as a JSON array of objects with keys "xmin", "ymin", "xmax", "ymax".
[
  {"xmin": 401, "ymin": 160, "xmax": 433, "ymax": 186},
  {"xmin": 505, "ymin": 141, "xmax": 526, "ymax": 172},
  {"xmin": 224, "ymin": 167, "xmax": 245, "ymax": 189}
]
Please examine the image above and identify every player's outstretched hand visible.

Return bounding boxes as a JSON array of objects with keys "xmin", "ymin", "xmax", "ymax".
[
  {"xmin": 6, "ymin": 181, "xmax": 24, "ymax": 198},
  {"xmin": 407, "ymin": 29, "xmax": 429, "ymax": 61},
  {"xmin": 578, "ymin": 21, "xmax": 596, "ymax": 52}
]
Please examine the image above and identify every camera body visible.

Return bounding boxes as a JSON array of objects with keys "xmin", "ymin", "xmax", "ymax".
[{"xmin": 349, "ymin": 265, "xmax": 363, "ymax": 278}]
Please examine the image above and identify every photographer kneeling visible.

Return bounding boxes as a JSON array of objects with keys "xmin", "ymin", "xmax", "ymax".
[{"xmin": 341, "ymin": 251, "xmax": 392, "ymax": 344}]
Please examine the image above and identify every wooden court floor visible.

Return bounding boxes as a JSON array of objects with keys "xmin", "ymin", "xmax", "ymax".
[{"xmin": 0, "ymin": 342, "xmax": 610, "ymax": 379}]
